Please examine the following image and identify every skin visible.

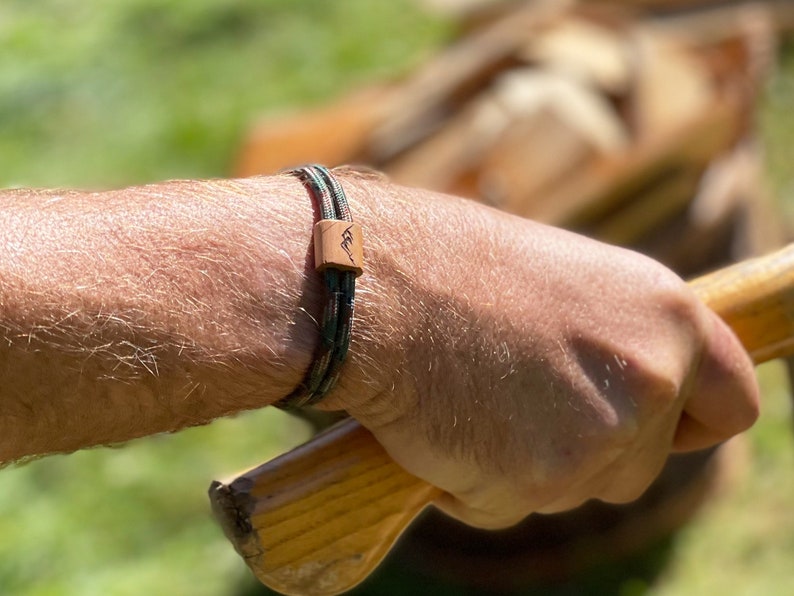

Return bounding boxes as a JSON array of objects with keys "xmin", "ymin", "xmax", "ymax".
[{"xmin": 0, "ymin": 169, "xmax": 759, "ymax": 529}]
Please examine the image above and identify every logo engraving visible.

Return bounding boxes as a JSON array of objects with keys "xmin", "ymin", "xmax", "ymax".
[{"xmin": 340, "ymin": 225, "xmax": 356, "ymax": 265}]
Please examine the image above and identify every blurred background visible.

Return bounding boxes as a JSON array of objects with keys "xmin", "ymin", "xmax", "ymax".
[{"xmin": 0, "ymin": 1, "xmax": 792, "ymax": 594}]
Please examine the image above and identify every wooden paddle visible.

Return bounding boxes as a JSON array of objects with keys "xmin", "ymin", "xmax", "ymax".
[{"xmin": 209, "ymin": 243, "xmax": 794, "ymax": 596}]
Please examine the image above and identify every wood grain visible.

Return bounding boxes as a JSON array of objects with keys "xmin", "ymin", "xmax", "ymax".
[{"xmin": 209, "ymin": 420, "xmax": 441, "ymax": 596}]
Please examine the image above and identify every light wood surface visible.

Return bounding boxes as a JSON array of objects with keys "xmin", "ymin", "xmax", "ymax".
[
  {"xmin": 210, "ymin": 243, "xmax": 794, "ymax": 596},
  {"xmin": 209, "ymin": 420, "xmax": 441, "ymax": 596}
]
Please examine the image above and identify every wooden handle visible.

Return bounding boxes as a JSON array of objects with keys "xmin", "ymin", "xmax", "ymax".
[
  {"xmin": 209, "ymin": 419, "xmax": 441, "ymax": 596},
  {"xmin": 209, "ymin": 243, "xmax": 794, "ymax": 596},
  {"xmin": 689, "ymin": 246, "xmax": 794, "ymax": 362}
]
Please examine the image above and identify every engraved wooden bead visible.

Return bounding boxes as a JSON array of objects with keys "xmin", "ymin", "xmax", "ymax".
[{"xmin": 313, "ymin": 220, "xmax": 364, "ymax": 276}]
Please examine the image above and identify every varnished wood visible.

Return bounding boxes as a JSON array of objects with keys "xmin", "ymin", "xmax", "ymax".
[
  {"xmin": 209, "ymin": 420, "xmax": 441, "ymax": 596},
  {"xmin": 210, "ymin": 243, "xmax": 794, "ymax": 595},
  {"xmin": 690, "ymin": 244, "xmax": 794, "ymax": 362}
]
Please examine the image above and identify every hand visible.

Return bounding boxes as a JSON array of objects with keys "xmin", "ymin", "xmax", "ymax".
[{"xmin": 320, "ymin": 174, "xmax": 760, "ymax": 529}]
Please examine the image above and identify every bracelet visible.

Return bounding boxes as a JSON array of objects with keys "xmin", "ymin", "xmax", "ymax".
[{"xmin": 276, "ymin": 165, "xmax": 363, "ymax": 409}]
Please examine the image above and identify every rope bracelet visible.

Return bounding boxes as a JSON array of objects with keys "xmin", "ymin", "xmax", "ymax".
[{"xmin": 275, "ymin": 165, "xmax": 364, "ymax": 409}]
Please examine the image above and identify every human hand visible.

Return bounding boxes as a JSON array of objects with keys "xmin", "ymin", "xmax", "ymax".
[{"xmin": 320, "ymin": 174, "xmax": 760, "ymax": 529}]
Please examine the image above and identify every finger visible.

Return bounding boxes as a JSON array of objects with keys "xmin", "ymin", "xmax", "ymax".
[
  {"xmin": 432, "ymin": 490, "xmax": 532, "ymax": 530},
  {"xmin": 673, "ymin": 310, "xmax": 759, "ymax": 452}
]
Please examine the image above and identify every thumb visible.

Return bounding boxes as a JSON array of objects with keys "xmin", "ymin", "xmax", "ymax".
[{"xmin": 673, "ymin": 310, "xmax": 760, "ymax": 452}]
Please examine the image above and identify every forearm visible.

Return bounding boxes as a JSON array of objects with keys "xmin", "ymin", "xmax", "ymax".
[
  {"xmin": 0, "ymin": 176, "xmax": 329, "ymax": 462},
  {"xmin": 0, "ymin": 170, "xmax": 475, "ymax": 464}
]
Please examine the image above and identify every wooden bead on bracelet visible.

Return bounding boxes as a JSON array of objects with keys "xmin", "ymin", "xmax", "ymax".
[{"xmin": 314, "ymin": 220, "xmax": 364, "ymax": 276}]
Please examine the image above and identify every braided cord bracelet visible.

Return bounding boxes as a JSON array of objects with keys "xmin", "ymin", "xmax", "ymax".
[{"xmin": 276, "ymin": 165, "xmax": 363, "ymax": 409}]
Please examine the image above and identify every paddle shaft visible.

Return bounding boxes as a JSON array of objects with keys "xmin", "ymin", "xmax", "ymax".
[{"xmin": 210, "ymin": 243, "xmax": 794, "ymax": 596}]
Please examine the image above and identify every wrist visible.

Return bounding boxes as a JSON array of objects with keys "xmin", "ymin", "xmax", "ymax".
[{"xmin": 307, "ymin": 171, "xmax": 423, "ymax": 423}]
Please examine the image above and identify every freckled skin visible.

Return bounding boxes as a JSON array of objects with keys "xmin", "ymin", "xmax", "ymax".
[{"xmin": 0, "ymin": 172, "xmax": 758, "ymax": 529}]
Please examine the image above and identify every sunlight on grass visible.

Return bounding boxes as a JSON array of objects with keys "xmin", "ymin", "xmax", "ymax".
[
  {"xmin": 0, "ymin": 408, "xmax": 312, "ymax": 596},
  {"xmin": 0, "ymin": 0, "xmax": 450, "ymax": 188}
]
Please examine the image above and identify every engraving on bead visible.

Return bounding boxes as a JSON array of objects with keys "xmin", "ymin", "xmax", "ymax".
[
  {"xmin": 314, "ymin": 220, "xmax": 364, "ymax": 276},
  {"xmin": 341, "ymin": 225, "xmax": 356, "ymax": 266}
]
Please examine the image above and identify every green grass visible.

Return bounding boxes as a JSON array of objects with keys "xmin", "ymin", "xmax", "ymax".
[
  {"xmin": 0, "ymin": 3, "xmax": 793, "ymax": 595},
  {"xmin": 0, "ymin": 409, "xmax": 311, "ymax": 596},
  {"xmin": 0, "ymin": 0, "xmax": 449, "ymax": 188}
]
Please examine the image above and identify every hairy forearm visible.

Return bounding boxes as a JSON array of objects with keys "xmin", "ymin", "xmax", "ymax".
[
  {"xmin": 0, "ymin": 176, "xmax": 332, "ymax": 462},
  {"xmin": 0, "ymin": 170, "xmax": 470, "ymax": 463}
]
